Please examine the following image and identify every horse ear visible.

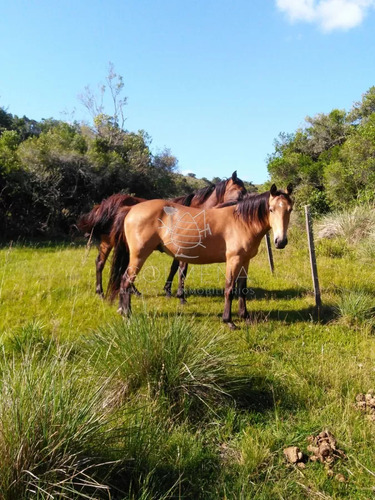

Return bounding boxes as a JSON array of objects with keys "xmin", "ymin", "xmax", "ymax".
[
  {"xmin": 270, "ymin": 184, "xmax": 277, "ymax": 196},
  {"xmin": 287, "ymin": 183, "xmax": 293, "ymax": 195},
  {"xmin": 231, "ymin": 170, "xmax": 238, "ymax": 182}
]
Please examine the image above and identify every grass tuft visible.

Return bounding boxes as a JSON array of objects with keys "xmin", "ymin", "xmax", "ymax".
[
  {"xmin": 334, "ymin": 288, "xmax": 375, "ymax": 328},
  {"xmin": 316, "ymin": 205, "xmax": 375, "ymax": 244},
  {"xmin": 83, "ymin": 314, "xmax": 235, "ymax": 418},
  {"xmin": 0, "ymin": 344, "xmax": 116, "ymax": 499}
]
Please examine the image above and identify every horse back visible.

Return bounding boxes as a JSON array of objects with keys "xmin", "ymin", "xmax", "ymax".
[{"xmin": 124, "ymin": 200, "xmax": 228, "ymax": 263}]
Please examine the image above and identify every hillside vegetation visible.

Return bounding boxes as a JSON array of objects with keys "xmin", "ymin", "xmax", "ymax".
[{"xmin": 0, "ymin": 67, "xmax": 254, "ymax": 238}]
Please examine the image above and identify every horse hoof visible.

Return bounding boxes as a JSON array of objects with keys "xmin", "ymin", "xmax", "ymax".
[
  {"xmin": 226, "ymin": 322, "xmax": 238, "ymax": 330},
  {"xmin": 117, "ymin": 307, "xmax": 131, "ymax": 316},
  {"xmin": 179, "ymin": 298, "xmax": 187, "ymax": 305}
]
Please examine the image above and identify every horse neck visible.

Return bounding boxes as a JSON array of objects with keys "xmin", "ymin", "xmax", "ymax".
[
  {"xmin": 203, "ymin": 190, "xmax": 220, "ymax": 209},
  {"xmin": 191, "ymin": 190, "xmax": 219, "ymax": 209},
  {"xmin": 235, "ymin": 210, "xmax": 271, "ymax": 247}
]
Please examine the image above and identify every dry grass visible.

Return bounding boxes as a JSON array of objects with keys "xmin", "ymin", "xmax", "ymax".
[{"xmin": 316, "ymin": 205, "xmax": 375, "ymax": 244}]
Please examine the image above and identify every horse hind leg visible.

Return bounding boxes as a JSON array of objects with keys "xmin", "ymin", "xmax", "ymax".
[
  {"xmin": 96, "ymin": 236, "xmax": 112, "ymax": 297},
  {"xmin": 164, "ymin": 258, "xmax": 179, "ymax": 298},
  {"xmin": 176, "ymin": 262, "xmax": 188, "ymax": 304},
  {"xmin": 237, "ymin": 276, "xmax": 250, "ymax": 322},
  {"xmin": 118, "ymin": 255, "xmax": 149, "ymax": 316}
]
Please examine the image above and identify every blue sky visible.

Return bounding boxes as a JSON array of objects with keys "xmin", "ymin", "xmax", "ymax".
[{"xmin": 1, "ymin": 0, "xmax": 375, "ymax": 184}]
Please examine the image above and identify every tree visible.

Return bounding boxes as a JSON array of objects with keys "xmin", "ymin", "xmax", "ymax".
[
  {"xmin": 267, "ymin": 108, "xmax": 353, "ymax": 214},
  {"xmin": 325, "ymin": 113, "xmax": 375, "ymax": 208},
  {"xmin": 79, "ymin": 62, "xmax": 127, "ymax": 146},
  {"xmin": 348, "ymin": 86, "xmax": 375, "ymax": 124}
]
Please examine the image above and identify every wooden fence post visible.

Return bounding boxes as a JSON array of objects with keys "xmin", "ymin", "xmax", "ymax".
[
  {"xmin": 265, "ymin": 232, "xmax": 274, "ymax": 274},
  {"xmin": 304, "ymin": 205, "xmax": 322, "ymax": 316}
]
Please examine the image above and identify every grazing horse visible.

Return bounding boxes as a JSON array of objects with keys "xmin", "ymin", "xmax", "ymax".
[
  {"xmin": 107, "ymin": 184, "xmax": 293, "ymax": 329},
  {"xmin": 78, "ymin": 171, "xmax": 246, "ymax": 297}
]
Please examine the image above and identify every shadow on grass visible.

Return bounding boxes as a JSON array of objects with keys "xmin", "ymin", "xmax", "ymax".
[
  {"xmin": 245, "ymin": 305, "xmax": 336, "ymax": 324},
  {"xmin": 225, "ymin": 374, "xmax": 308, "ymax": 414},
  {"xmin": 145, "ymin": 305, "xmax": 336, "ymax": 325},
  {"xmin": 181, "ymin": 286, "xmax": 309, "ymax": 300},
  {"xmin": 0, "ymin": 236, "xmax": 87, "ymax": 249}
]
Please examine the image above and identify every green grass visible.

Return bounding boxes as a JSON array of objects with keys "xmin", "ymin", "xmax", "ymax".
[{"xmin": 1, "ymin": 231, "xmax": 375, "ymax": 498}]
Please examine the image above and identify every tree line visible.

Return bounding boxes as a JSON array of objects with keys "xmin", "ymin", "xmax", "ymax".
[
  {"xmin": 0, "ymin": 108, "xmax": 228, "ymax": 238},
  {"xmin": 2, "ymin": 77, "xmax": 372, "ymax": 238},
  {"xmin": 266, "ymin": 86, "xmax": 375, "ymax": 215}
]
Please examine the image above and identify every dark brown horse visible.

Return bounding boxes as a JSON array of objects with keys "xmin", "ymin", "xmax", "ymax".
[
  {"xmin": 107, "ymin": 184, "xmax": 293, "ymax": 329},
  {"xmin": 78, "ymin": 171, "xmax": 246, "ymax": 297},
  {"xmin": 77, "ymin": 194, "xmax": 146, "ymax": 296}
]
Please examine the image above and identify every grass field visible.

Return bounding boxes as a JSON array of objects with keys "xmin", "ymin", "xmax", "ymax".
[{"xmin": 1, "ymin": 224, "xmax": 375, "ymax": 499}]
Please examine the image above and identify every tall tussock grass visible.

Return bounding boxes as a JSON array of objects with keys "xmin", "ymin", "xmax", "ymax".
[
  {"xmin": 316, "ymin": 205, "xmax": 375, "ymax": 244},
  {"xmin": 0, "ymin": 316, "xmax": 242, "ymax": 499},
  {"xmin": 83, "ymin": 314, "xmax": 237, "ymax": 417},
  {"xmin": 334, "ymin": 288, "xmax": 375, "ymax": 329},
  {"xmin": 0, "ymin": 342, "xmax": 117, "ymax": 499}
]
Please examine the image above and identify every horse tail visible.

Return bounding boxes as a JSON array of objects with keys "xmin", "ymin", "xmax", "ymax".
[
  {"xmin": 77, "ymin": 194, "xmax": 142, "ymax": 240},
  {"xmin": 106, "ymin": 206, "xmax": 132, "ymax": 302},
  {"xmin": 77, "ymin": 204, "xmax": 101, "ymax": 237}
]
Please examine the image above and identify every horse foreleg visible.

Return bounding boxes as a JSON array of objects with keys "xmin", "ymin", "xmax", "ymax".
[
  {"xmin": 222, "ymin": 257, "xmax": 243, "ymax": 330},
  {"xmin": 176, "ymin": 262, "xmax": 188, "ymax": 305},
  {"xmin": 96, "ymin": 236, "xmax": 112, "ymax": 297},
  {"xmin": 237, "ymin": 260, "xmax": 250, "ymax": 322},
  {"xmin": 164, "ymin": 258, "xmax": 179, "ymax": 298}
]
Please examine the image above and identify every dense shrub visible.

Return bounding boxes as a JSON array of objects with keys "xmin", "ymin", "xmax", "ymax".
[{"xmin": 0, "ymin": 108, "xmax": 187, "ymax": 238}]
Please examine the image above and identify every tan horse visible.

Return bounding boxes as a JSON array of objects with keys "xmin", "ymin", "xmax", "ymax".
[
  {"xmin": 107, "ymin": 184, "xmax": 293, "ymax": 329},
  {"xmin": 78, "ymin": 171, "xmax": 246, "ymax": 297}
]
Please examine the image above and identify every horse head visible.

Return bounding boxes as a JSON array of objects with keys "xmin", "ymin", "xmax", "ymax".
[
  {"xmin": 269, "ymin": 184, "xmax": 293, "ymax": 249},
  {"xmin": 222, "ymin": 171, "xmax": 247, "ymax": 203}
]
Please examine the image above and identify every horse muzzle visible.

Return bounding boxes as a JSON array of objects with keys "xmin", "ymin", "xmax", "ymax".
[{"xmin": 274, "ymin": 236, "xmax": 288, "ymax": 249}]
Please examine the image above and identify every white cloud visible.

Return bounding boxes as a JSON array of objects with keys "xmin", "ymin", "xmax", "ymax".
[
  {"xmin": 276, "ymin": 0, "xmax": 375, "ymax": 31},
  {"xmin": 276, "ymin": 0, "xmax": 316, "ymax": 21}
]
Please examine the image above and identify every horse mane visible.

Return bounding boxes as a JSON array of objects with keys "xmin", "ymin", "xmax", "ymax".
[
  {"xmin": 172, "ymin": 175, "xmax": 246, "ymax": 207},
  {"xmin": 170, "ymin": 192, "xmax": 196, "ymax": 206},
  {"xmin": 234, "ymin": 192, "xmax": 270, "ymax": 226},
  {"xmin": 212, "ymin": 179, "xmax": 228, "ymax": 203},
  {"xmin": 192, "ymin": 183, "xmax": 216, "ymax": 204},
  {"xmin": 230, "ymin": 189, "xmax": 292, "ymax": 226},
  {"xmin": 171, "ymin": 179, "xmax": 228, "ymax": 207}
]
